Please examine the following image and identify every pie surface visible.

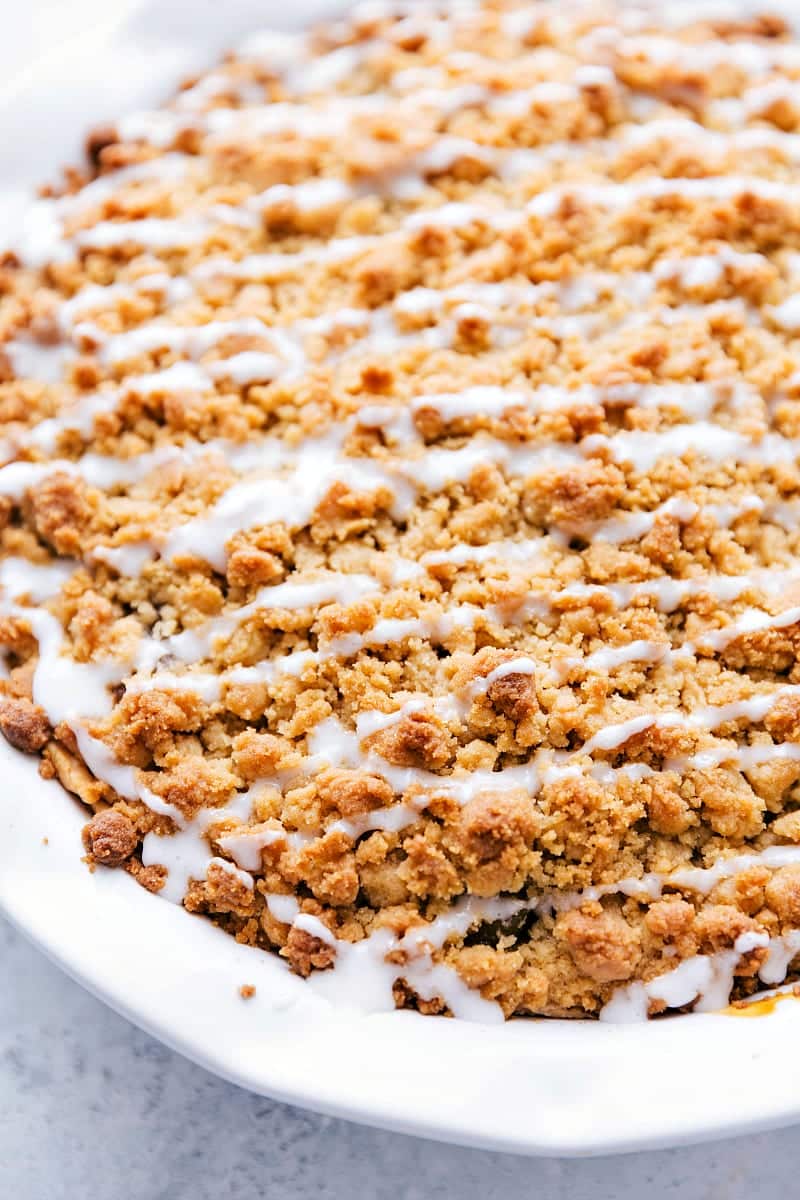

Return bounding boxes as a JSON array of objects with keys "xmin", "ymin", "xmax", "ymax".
[{"xmin": 4, "ymin": 0, "xmax": 800, "ymax": 1019}]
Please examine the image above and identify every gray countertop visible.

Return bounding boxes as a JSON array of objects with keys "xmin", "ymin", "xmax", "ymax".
[{"xmin": 2, "ymin": 916, "xmax": 799, "ymax": 1199}]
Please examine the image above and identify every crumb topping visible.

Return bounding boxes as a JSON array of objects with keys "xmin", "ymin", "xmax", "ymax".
[{"xmin": 4, "ymin": 0, "xmax": 800, "ymax": 1019}]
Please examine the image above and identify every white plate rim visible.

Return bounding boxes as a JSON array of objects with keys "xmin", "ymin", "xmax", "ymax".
[{"xmin": 5, "ymin": 741, "xmax": 800, "ymax": 1157}]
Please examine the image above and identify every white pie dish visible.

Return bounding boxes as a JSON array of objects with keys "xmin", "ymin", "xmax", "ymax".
[
  {"xmin": 6, "ymin": 736, "xmax": 800, "ymax": 1156},
  {"xmin": 3, "ymin": 0, "xmax": 800, "ymax": 1157}
]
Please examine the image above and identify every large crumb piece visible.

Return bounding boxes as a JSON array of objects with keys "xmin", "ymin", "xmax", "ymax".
[
  {"xmin": 83, "ymin": 808, "xmax": 138, "ymax": 866},
  {"xmin": 0, "ymin": 696, "xmax": 51, "ymax": 753}
]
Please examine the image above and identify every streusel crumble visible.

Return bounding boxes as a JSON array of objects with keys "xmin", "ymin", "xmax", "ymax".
[{"xmin": 6, "ymin": 0, "xmax": 800, "ymax": 1020}]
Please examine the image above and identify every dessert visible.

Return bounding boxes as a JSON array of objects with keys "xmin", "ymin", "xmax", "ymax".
[{"xmin": 4, "ymin": 0, "xmax": 800, "ymax": 1020}]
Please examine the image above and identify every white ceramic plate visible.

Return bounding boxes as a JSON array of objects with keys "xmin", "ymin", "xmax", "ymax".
[{"xmin": 3, "ymin": 0, "xmax": 800, "ymax": 1157}]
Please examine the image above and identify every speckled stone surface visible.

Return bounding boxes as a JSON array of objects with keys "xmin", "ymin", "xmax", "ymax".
[{"xmin": 2, "ymin": 917, "xmax": 799, "ymax": 1199}]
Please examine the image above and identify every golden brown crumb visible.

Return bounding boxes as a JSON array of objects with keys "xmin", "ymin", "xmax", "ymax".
[
  {"xmin": 556, "ymin": 905, "xmax": 643, "ymax": 984},
  {"xmin": 27, "ymin": 473, "xmax": 90, "ymax": 556},
  {"xmin": 83, "ymin": 809, "xmax": 138, "ymax": 866},
  {"xmin": 0, "ymin": 696, "xmax": 51, "ymax": 753},
  {"xmin": 281, "ymin": 926, "xmax": 337, "ymax": 977}
]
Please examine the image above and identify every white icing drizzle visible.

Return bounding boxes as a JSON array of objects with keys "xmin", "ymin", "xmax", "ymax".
[
  {"xmin": 600, "ymin": 931, "xmax": 771, "ymax": 1022},
  {"xmin": 14, "ymin": 155, "xmax": 192, "ymax": 268},
  {"xmin": 264, "ymin": 892, "xmax": 517, "ymax": 1022},
  {"xmin": 261, "ymin": 867, "xmax": 800, "ymax": 1022},
  {"xmin": 59, "ymin": 172, "xmax": 800, "ymax": 262},
  {"xmin": 216, "ymin": 826, "xmax": 287, "ymax": 872},
  {"xmin": 141, "ymin": 788, "xmax": 258, "ymax": 903},
  {"xmin": 87, "ymin": 413, "xmax": 795, "ymax": 577},
  {"xmin": 0, "ymin": 556, "xmax": 74, "ymax": 602},
  {"xmin": 105, "ymin": 549, "xmax": 800, "ymax": 724},
  {"xmin": 303, "ymin": 675, "xmax": 800, "ymax": 809},
  {"xmin": 136, "ymin": 572, "xmax": 380, "ymax": 670},
  {"xmin": 759, "ymin": 931, "xmax": 800, "ymax": 987}
]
